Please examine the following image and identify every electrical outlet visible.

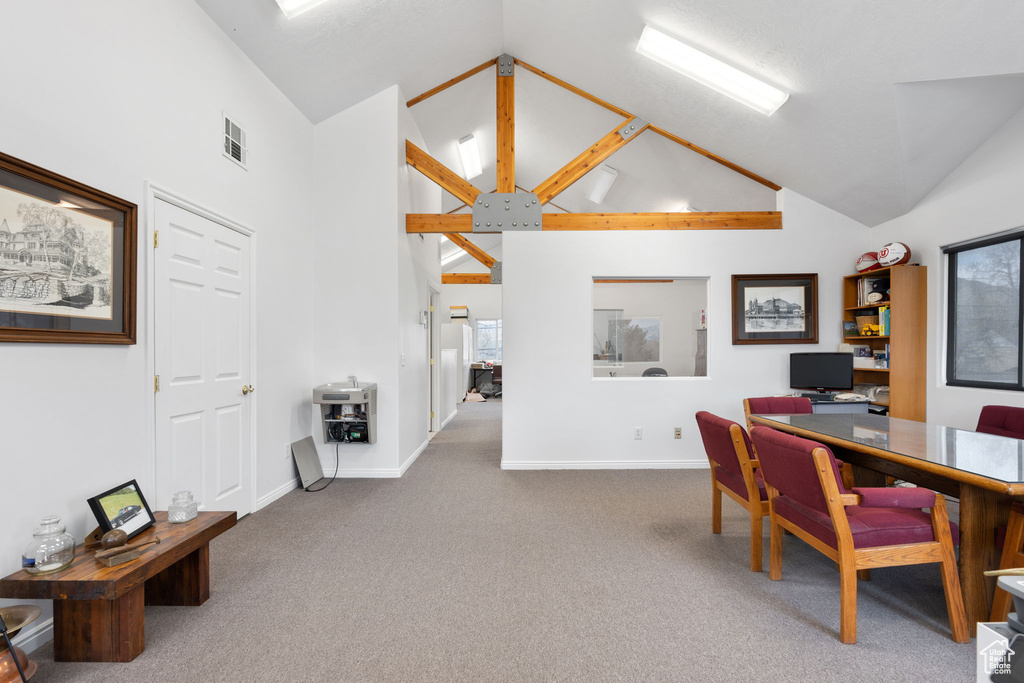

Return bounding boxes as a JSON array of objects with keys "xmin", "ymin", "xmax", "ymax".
[
  {"xmin": 674, "ymin": 427, "xmax": 682, "ymax": 439},
  {"xmin": 285, "ymin": 443, "xmax": 292, "ymax": 460},
  {"xmin": 634, "ymin": 427, "xmax": 642, "ymax": 440}
]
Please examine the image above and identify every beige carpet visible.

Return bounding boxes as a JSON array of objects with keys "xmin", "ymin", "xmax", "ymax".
[{"xmin": 34, "ymin": 400, "xmax": 973, "ymax": 681}]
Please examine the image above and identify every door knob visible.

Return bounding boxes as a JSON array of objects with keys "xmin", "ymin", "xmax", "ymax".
[{"xmin": 242, "ymin": 384, "xmax": 255, "ymax": 395}]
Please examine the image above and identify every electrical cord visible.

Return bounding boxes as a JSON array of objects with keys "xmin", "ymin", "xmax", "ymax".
[
  {"xmin": 306, "ymin": 442, "xmax": 339, "ymax": 492},
  {"xmin": 0, "ymin": 613, "xmax": 28, "ymax": 683}
]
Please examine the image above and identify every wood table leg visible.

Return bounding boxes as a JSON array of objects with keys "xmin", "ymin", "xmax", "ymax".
[
  {"xmin": 53, "ymin": 584, "xmax": 145, "ymax": 662},
  {"xmin": 849, "ymin": 463, "xmax": 887, "ymax": 489},
  {"xmin": 958, "ymin": 484, "xmax": 1009, "ymax": 636},
  {"xmin": 145, "ymin": 543, "xmax": 210, "ymax": 606}
]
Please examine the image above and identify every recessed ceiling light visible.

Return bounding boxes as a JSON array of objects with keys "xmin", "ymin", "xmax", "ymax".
[
  {"xmin": 588, "ymin": 165, "xmax": 619, "ymax": 204},
  {"xmin": 274, "ymin": 0, "xmax": 332, "ymax": 19},
  {"xmin": 637, "ymin": 26, "xmax": 789, "ymax": 116},
  {"xmin": 457, "ymin": 134, "xmax": 483, "ymax": 180}
]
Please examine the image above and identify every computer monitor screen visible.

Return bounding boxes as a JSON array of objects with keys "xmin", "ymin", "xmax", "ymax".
[{"xmin": 790, "ymin": 352, "xmax": 854, "ymax": 392}]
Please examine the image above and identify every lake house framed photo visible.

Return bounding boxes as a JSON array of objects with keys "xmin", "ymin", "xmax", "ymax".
[
  {"xmin": 0, "ymin": 151, "xmax": 137, "ymax": 344},
  {"xmin": 731, "ymin": 273, "xmax": 818, "ymax": 345}
]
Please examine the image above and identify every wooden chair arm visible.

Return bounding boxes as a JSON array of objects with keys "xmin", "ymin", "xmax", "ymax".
[{"xmin": 839, "ymin": 494, "xmax": 862, "ymax": 506}]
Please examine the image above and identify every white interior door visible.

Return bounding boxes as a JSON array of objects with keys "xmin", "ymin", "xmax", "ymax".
[{"xmin": 154, "ymin": 199, "xmax": 253, "ymax": 516}]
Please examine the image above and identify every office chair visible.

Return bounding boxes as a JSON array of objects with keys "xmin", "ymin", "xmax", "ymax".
[
  {"xmin": 642, "ymin": 367, "xmax": 667, "ymax": 377},
  {"xmin": 491, "ymin": 364, "xmax": 502, "ymax": 397}
]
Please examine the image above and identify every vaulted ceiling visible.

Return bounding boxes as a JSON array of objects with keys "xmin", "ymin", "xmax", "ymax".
[{"xmin": 196, "ymin": 0, "xmax": 1024, "ymax": 227}]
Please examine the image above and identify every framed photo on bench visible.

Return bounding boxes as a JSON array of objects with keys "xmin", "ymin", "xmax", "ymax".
[{"xmin": 87, "ymin": 479, "xmax": 156, "ymax": 541}]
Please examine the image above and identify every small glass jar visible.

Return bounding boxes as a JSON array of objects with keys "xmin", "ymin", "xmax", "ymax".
[
  {"xmin": 168, "ymin": 491, "xmax": 198, "ymax": 523},
  {"xmin": 22, "ymin": 515, "xmax": 76, "ymax": 574}
]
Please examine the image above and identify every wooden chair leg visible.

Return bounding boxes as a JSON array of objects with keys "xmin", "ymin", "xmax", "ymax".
[
  {"xmin": 749, "ymin": 510, "xmax": 763, "ymax": 573},
  {"xmin": 991, "ymin": 506, "xmax": 1024, "ymax": 622},
  {"xmin": 769, "ymin": 518, "xmax": 783, "ymax": 581},
  {"xmin": 940, "ymin": 550, "xmax": 971, "ymax": 643},
  {"xmin": 711, "ymin": 480, "xmax": 722, "ymax": 535},
  {"xmin": 839, "ymin": 560, "xmax": 858, "ymax": 644}
]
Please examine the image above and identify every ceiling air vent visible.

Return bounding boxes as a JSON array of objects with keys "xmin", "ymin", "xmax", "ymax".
[{"xmin": 223, "ymin": 114, "xmax": 248, "ymax": 169}]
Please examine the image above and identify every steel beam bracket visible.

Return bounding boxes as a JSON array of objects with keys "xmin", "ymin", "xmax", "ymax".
[
  {"xmin": 498, "ymin": 54, "xmax": 514, "ymax": 77},
  {"xmin": 618, "ymin": 118, "xmax": 648, "ymax": 141},
  {"xmin": 472, "ymin": 193, "xmax": 542, "ymax": 232},
  {"xmin": 490, "ymin": 262, "xmax": 503, "ymax": 284}
]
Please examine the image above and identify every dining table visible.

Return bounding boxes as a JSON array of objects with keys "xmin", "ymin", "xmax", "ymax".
[{"xmin": 749, "ymin": 411, "xmax": 1024, "ymax": 634}]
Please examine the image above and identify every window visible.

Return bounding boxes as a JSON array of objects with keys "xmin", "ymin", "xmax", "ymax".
[
  {"xmin": 945, "ymin": 231, "xmax": 1023, "ymax": 390},
  {"xmin": 476, "ymin": 319, "xmax": 502, "ymax": 361},
  {"xmin": 593, "ymin": 277, "xmax": 708, "ymax": 378}
]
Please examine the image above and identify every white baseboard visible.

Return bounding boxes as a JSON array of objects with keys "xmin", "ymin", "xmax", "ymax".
[
  {"xmin": 14, "ymin": 616, "xmax": 52, "ymax": 655},
  {"xmin": 256, "ymin": 477, "xmax": 301, "ymax": 511},
  {"xmin": 500, "ymin": 460, "xmax": 709, "ymax": 470},
  {"xmin": 399, "ymin": 438, "xmax": 429, "ymax": 476},
  {"xmin": 440, "ymin": 411, "xmax": 456, "ymax": 429}
]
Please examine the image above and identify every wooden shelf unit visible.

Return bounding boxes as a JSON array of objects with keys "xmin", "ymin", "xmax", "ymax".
[{"xmin": 842, "ymin": 265, "xmax": 927, "ymax": 421}]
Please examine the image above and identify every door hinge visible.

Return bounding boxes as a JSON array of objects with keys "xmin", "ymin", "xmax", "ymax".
[
  {"xmin": 154, "ymin": 375, "xmax": 160, "ymax": 392},
  {"xmin": 430, "ymin": 305, "xmax": 434, "ymax": 312},
  {"xmin": 430, "ymin": 411, "xmax": 435, "ymax": 419},
  {"xmin": 153, "ymin": 230, "xmax": 159, "ymax": 248},
  {"xmin": 430, "ymin": 358, "xmax": 434, "ymax": 365}
]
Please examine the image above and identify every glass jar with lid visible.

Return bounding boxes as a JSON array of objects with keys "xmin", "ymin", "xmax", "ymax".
[
  {"xmin": 22, "ymin": 515, "xmax": 76, "ymax": 574},
  {"xmin": 168, "ymin": 490, "xmax": 198, "ymax": 523}
]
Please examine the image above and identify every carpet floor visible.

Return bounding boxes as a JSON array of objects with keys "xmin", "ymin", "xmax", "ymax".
[{"xmin": 34, "ymin": 401, "xmax": 972, "ymax": 682}]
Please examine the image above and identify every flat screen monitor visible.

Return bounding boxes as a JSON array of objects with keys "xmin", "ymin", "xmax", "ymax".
[{"xmin": 790, "ymin": 352, "xmax": 854, "ymax": 392}]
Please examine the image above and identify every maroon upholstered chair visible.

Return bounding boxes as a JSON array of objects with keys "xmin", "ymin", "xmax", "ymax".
[
  {"xmin": 695, "ymin": 411, "xmax": 768, "ymax": 572},
  {"xmin": 743, "ymin": 396, "xmax": 813, "ymax": 431},
  {"xmin": 749, "ymin": 425, "xmax": 969, "ymax": 644},
  {"xmin": 977, "ymin": 405, "xmax": 1024, "ymax": 439}
]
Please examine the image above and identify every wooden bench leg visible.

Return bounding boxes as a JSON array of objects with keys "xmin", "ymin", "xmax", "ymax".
[
  {"xmin": 53, "ymin": 584, "xmax": 145, "ymax": 662},
  {"xmin": 145, "ymin": 544, "xmax": 211, "ymax": 606}
]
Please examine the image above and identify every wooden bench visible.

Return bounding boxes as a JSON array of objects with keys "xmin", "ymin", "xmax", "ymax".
[{"xmin": 0, "ymin": 510, "xmax": 236, "ymax": 662}]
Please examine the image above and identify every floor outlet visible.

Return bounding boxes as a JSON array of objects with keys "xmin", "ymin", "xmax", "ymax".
[
  {"xmin": 634, "ymin": 427, "xmax": 642, "ymax": 440},
  {"xmin": 674, "ymin": 427, "xmax": 682, "ymax": 439}
]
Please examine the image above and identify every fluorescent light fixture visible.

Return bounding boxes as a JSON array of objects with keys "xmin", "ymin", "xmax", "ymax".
[
  {"xmin": 441, "ymin": 248, "xmax": 467, "ymax": 266},
  {"xmin": 588, "ymin": 165, "xmax": 619, "ymax": 204},
  {"xmin": 636, "ymin": 25, "xmax": 789, "ymax": 116},
  {"xmin": 274, "ymin": 0, "xmax": 331, "ymax": 19},
  {"xmin": 457, "ymin": 134, "xmax": 483, "ymax": 180}
]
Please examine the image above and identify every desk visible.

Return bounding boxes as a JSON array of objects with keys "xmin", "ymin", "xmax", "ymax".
[
  {"xmin": 470, "ymin": 364, "xmax": 493, "ymax": 389},
  {"xmin": 749, "ymin": 412, "xmax": 1024, "ymax": 633},
  {"xmin": 0, "ymin": 510, "xmax": 236, "ymax": 662}
]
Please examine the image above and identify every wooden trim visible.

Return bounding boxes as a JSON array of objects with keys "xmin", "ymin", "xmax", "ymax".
[
  {"xmin": 513, "ymin": 59, "xmax": 632, "ymax": 119},
  {"xmin": 406, "ymin": 58, "xmax": 497, "ymax": 107},
  {"xmin": 542, "ymin": 212, "xmax": 782, "ymax": 231},
  {"xmin": 496, "ymin": 64, "xmax": 515, "ymax": 193},
  {"xmin": 441, "ymin": 274, "xmax": 491, "ymax": 284},
  {"xmin": 407, "ymin": 212, "xmax": 782, "ymax": 233},
  {"xmin": 649, "ymin": 125, "xmax": 781, "ymax": 191},
  {"xmin": 405, "ymin": 140, "xmax": 482, "ymax": 206},
  {"xmin": 444, "ymin": 233, "xmax": 495, "ymax": 269},
  {"xmin": 532, "ymin": 118, "xmax": 649, "ymax": 205}
]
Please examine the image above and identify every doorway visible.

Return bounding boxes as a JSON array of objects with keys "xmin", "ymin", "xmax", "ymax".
[{"xmin": 152, "ymin": 194, "xmax": 255, "ymax": 517}]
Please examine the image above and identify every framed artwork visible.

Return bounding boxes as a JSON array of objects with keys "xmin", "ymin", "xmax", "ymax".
[
  {"xmin": 731, "ymin": 273, "xmax": 818, "ymax": 345},
  {"xmin": 0, "ymin": 151, "xmax": 137, "ymax": 343},
  {"xmin": 87, "ymin": 480, "xmax": 155, "ymax": 541}
]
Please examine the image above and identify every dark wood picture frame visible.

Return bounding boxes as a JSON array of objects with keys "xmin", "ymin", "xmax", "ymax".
[
  {"xmin": 0, "ymin": 151, "xmax": 137, "ymax": 344},
  {"xmin": 87, "ymin": 479, "xmax": 156, "ymax": 542},
  {"xmin": 731, "ymin": 273, "xmax": 818, "ymax": 345}
]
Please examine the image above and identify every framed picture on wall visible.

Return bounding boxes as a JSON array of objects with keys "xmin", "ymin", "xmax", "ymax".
[
  {"xmin": 0, "ymin": 151, "xmax": 137, "ymax": 343},
  {"xmin": 731, "ymin": 273, "xmax": 818, "ymax": 345}
]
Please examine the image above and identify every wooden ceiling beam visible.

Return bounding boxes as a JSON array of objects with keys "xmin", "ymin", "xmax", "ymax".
[
  {"xmin": 496, "ymin": 60, "xmax": 515, "ymax": 193},
  {"xmin": 407, "ymin": 211, "xmax": 781, "ymax": 233},
  {"xmin": 532, "ymin": 118, "xmax": 649, "ymax": 205},
  {"xmin": 406, "ymin": 58, "xmax": 498, "ymax": 107},
  {"xmin": 445, "ymin": 233, "xmax": 496, "ymax": 269},
  {"xmin": 406, "ymin": 140, "xmax": 483, "ymax": 206},
  {"xmin": 442, "ymin": 273, "xmax": 492, "ymax": 284},
  {"xmin": 513, "ymin": 59, "xmax": 632, "ymax": 119},
  {"xmin": 648, "ymin": 126, "xmax": 781, "ymax": 192}
]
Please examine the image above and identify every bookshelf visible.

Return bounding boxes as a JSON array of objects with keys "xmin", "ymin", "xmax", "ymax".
[{"xmin": 842, "ymin": 264, "xmax": 927, "ymax": 421}]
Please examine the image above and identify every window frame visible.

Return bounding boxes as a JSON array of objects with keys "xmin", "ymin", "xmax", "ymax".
[
  {"xmin": 945, "ymin": 231, "xmax": 1024, "ymax": 391},
  {"xmin": 475, "ymin": 318, "xmax": 502, "ymax": 362}
]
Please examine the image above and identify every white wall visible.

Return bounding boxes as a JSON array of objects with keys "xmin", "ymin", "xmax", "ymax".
[
  {"xmin": 872, "ymin": 106, "xmax": 1024, "ymax": 428},
  {"xmin": 0, "ymin": 0, "xmax": 316, "ymax": 651},
  {"xmin": 592, "ymin": 280, "xmax": 708, "ymax": 378},
  {"xmin": 502, "ymin": 189, "xmax": 870, "ymax": 469},
  {"xmin": 312, "ymin": 86, "xmax": 441, "ymax": 475}
]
